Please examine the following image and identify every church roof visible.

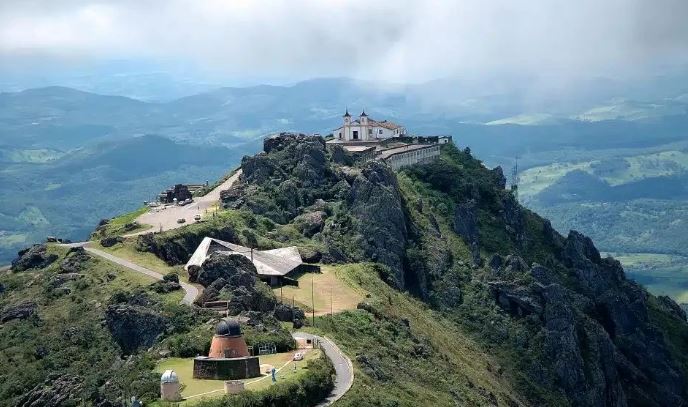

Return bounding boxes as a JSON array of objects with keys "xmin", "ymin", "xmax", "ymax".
[
  {"xmin": 360, "ymin": 110, "xmax": 368, "ymax": 117},
  {"xmin": 343, "ymin": 109, "xmax": 351, "ymax": 117}
]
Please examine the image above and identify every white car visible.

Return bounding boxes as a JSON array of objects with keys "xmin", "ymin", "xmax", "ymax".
[{"xmin": 293, "ymin": 352, "xmax": 304, "ymax": 361}]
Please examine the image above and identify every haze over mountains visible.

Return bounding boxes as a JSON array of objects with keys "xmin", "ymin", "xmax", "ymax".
[{"xmin": 1, "ymin": 73, "xmax": 688, "ymax": 303}]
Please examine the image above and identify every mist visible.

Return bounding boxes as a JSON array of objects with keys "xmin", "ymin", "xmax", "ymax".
[{"xmin": 1, "ymin": 0, "xmax": 687, "ymax": 87}]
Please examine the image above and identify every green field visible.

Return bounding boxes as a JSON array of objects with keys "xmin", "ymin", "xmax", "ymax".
[
  {"xmin": 154, "ymin": 349, "xmax": 322, "ymax": 404},
  {"xmin": 274, "ymin": 265, "xmax": 366, "ymax": 316}
]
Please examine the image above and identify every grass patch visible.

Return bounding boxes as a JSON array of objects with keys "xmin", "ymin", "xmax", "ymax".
[{"xmin": 273, "ymin": 265, "xmax": 366, "ymax": 316}]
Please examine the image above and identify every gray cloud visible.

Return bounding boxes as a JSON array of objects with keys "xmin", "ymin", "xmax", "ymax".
[{"xmin": 0, "ymin": 0, "xmax": 686, "ymax": 83}]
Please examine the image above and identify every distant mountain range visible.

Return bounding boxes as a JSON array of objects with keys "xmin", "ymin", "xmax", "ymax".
[{"xmin": 1, "ymin": 76, "xmax": 687, "ymax": 267}]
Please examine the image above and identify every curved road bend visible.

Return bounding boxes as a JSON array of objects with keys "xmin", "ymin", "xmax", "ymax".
[
  {"xmin": 59, "ymin": 245, "xmax": 354, "ymax": 403},
  {"xmin": 294, "ymin": 332, "xmax": 354, "ymax": 406},
  {"xmin": 61, "ymin": 242, "xmax": 198, "ymax": 305}
]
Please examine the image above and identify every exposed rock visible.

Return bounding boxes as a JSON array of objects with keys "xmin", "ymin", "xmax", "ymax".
[
  {"xmin": 348, "ymin": 161, "xmax": 408, "ymax": 286},
  {"xmin": 195, "ymin": 252, "xmax": 257, "ymax": 287},
  {"xmin": 273, "ymin": 303, "xmax": 306, "ymax": 324},
  {"xmin": 501, "ymin": 195, "xmax": 526, "ymax": 246},
  {"xmin": 1, "ymin": 301, "xmax": 38, "ymax": 323},
  {"xmin": 491, "ymin": 166, "xmax": 507, "ymax": 190},
  {"xmin": 149, "ymin": 279, "xmax": 181, "ymax": 294},
  {"xmin": 17, "ymin": 374, "xmax": 85, "ymax": 407},
  {"xmin": 105, "ymin": 305, "xmax": 167, "ymax": 354},
  {"xmin": 356, "ymin": 353, "xmax": 389, "ymax": 381},
  {"xmin": 11, "ymin": 244, "xmax": 58, "ymax": 271},
  {"xmin": 488, "ymin": 281, "xmax": 542, "ymax": 317},
  {"xmin": 293, "ymin": 211, "xmax": 326, "ymax": 237},
  {"xmin": 329, "ymin": 144, "xmax": 353, "ymax": 166},
  {"xmin": 50, "ymin": 273, "xmax": 82, "ymax": 287},
  {"xmin": 298, "ymin": 246, "xmax": 322, "ymax": 263},
  {"xmin": 656, "ymin": 295, "xmax": 686, "ymax": 321},
  {"xmin": 240, "ymin": 153, "xmax": 284, "ymax": 185},
  {"xmin": 453, "ymin": 200, "xmax": 479, "ymax": 247},
  {"xmin": 488, "ymin": 254, "xmax": 503, "ymax": 271},
  {"xmin": 59, "ymin": 246, "xmax": 91, "ymax": 273},
  {"xmin": 100, "ymin": 236, "xmax": 123, "ymax": 248}
]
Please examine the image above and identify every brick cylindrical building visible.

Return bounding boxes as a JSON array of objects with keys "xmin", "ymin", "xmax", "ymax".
[{"xmin": 208, "ymin": 320, "xmax": 251, "ymax": 358}]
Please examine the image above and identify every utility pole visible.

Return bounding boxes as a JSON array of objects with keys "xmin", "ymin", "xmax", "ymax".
[
  {"xmin": 280, "ymin": 280, "xmax": 283, "ymax": 304},
  {"xmin": 311, "ymin": 275, "xmax": 315, "ymax": 327},
  {"xmin": 330, "ymin": 286, "xmax": 333, "ymax": 317}
]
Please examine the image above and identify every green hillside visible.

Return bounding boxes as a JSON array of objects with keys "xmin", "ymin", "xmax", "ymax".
[{"xmin": 2, "ymin": 136, "xmax": 688, "ymax": 406}]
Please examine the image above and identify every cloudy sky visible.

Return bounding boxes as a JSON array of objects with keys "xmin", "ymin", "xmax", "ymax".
[{"xmin": 1, "ymin": 0, "xmax": 687, "ymax": 85}]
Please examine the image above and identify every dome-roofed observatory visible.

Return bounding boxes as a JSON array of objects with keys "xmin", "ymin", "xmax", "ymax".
[{"xmin": 216, "ymin": 319, "xmax": 241, "ymax": 337}]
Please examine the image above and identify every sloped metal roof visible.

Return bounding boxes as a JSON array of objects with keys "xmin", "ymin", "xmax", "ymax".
[{"xmin": 185, "ymin": 237, "xmax": 303, "ymax": 277}]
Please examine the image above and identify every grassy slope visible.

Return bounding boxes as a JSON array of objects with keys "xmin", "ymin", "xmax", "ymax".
[
  {"xmin": 0, "ymin": 245, "xmax": 183, "ymax": 405},
  {"xmin": 307, "ymin": 264, "xmax": 530, "ymax": 407}
]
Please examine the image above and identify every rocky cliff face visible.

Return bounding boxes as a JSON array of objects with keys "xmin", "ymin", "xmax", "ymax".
[
  {"xmin": 400, "ymin": 144, "xmax": 688, "ymax": 407},
  {"xmin": 134, "ymin": 135, "xmax": 688, "ymax": 406}
]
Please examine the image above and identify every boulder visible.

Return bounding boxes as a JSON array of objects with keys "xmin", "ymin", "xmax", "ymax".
[
  {"xmin": 298, "ymin": 246, "xmax": 322, "ymax": 263},
  {"xmin": 105, "ymin": 304, "xmax": 167, "ymax": 354},
  {"xmin": 100, "ymin": 236, "xmax": 123, "ymax": 248},
  {"xmin": 0, "ymin": 301, "xmax": 38, "ymax": 323},
  {"xmin": 11, "ymin": 244, "xmax": 58, "ymax": 271},
  {"xmin": 273, "ymin": 303, "xmax": 306, "ymax": 324},
  {"xmin": 17, "ymin": 374, "xmax": 85, "ymax": 407},
  {"xmin": 196, "ymin": 252, "xmax": 257, "ymax": 287},
  {"xmin": 293, "ymin": 211, "xmax": 326, "ymax": 237},
  {"xmin": 59, "ymin": 247, "xmax": 91, "ymax": 273}
]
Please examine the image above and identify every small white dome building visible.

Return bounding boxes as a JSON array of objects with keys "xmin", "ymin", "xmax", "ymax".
[{"xmin": 160, "ymin": 369, "xmax": 181, "ymax": 401}]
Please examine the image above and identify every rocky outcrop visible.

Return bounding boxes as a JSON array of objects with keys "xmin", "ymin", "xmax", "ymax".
[
  {"xmin": 11, "ymin": 244, "xmax": 58, "ymax": 271},
  {"xmin": 453, "ymin": 200, "xmax": 482, "ymax": 266},
  {"xmin": 0, "ymin": 301, "xmax": 38, "ymax": 323},
  {"xmin": 59, "ymin": 247, "xmax": 91, "ymax": 273},
  {"xmin": 100, "ymin": 236, "xmax": 123, "ymax": 247},
  {"xmin": 17, "ymin": 374, "xmax": 85, "ymax": 407},
  {"xmin": 273, "ymin": 303, "xmax": 306, "ymax": 326},
  {"xmin": 501, "ymin": 195, "xmax": 526, "ymax": 247},
  {"xmin": 657, "ymin": 295, "xmax": 687, "ymax": 321},
  {"xmin": 293, "ymin": 211, "xmax": 326, "ymax": 237},
  {"xmin": 347, "ymin": 161, "xmax": 408, "ymax": 286},
  {"xmin": 486, "ymin": 233, "xmax": 688, "ymax": 406},
  {"xmin": 105, "ymin": 304, "xmax": 167, "ymax": 354},
  {"xmin": 192, "ymin": 252, "xmax": 257, "ymax": 287},
  {"xmin": 149, "ymin": 273, "xmax": 181, "ymax": 293}
]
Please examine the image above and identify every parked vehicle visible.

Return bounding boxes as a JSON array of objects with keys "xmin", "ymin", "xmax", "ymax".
[
  {"xmin": 293, "ymin": 352, "xmax": 304, "ymax": 361},
  {"xmin": 177, "ymin": 218, "xmax": 186, "ymax": 224},
  {"xmin": 194, "ymin": 214, "xmax": 202, "ymax": 221}
]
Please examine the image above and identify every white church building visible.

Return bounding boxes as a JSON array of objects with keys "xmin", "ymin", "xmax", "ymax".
[{"xmin": 332, "ymin": 110, "xmax": 406, "ymax": 142}]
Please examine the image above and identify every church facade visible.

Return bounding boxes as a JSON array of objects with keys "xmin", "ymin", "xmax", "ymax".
[{"xmin": 333, "ymin": 110, "xmax": 406, "ymax": 142}]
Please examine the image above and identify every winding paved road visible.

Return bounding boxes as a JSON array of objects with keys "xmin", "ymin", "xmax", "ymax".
[
  {"xmin": 58, "ymin": 167, "xmax": 355, "ymax": 404},
  {"xmin": 294, "ymin": 332, "xmax": 354, "ymax": 406},
  {"xmin": 62, "ymin": 242, "xmax": 199, "ymax": 305}
]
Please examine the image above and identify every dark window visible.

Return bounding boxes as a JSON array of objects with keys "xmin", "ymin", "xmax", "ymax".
[{"xmin": 353, "ymin": 130, "xmax": 359, "ymax": 140}]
